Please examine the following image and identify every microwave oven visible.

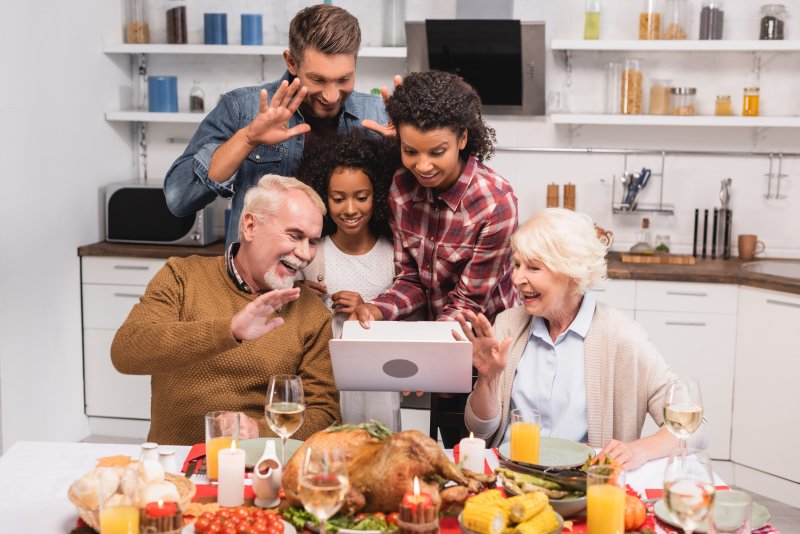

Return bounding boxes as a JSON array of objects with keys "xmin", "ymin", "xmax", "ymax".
[{"xmin": 105, "ymin": 182, "xmax": 222, "ymax": 245}]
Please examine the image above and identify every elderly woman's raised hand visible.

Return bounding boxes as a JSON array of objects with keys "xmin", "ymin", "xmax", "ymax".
[{"xmin": 453, "ymin": 310, "xmax": 511, "ymax": 379}]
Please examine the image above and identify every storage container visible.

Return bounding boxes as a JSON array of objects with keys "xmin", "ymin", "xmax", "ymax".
[
  {"xmin": 125, "ymin": 0, "xmax": 150, "ymax": 44},
  {"xmin": 584, "ymin": 0, "xmax": 601, "ymax": 40},
  {"xmin": 649, "ymin": 79, "xmax": 672, "ymax": 114},
  {"xmin": 715, "ymin": 95, "xmax": 732, "ymax": 115},
  {"xmin": 743, "ymin": 86, "xmax": 760, "ymax": 116},
  {"xmin": 640, "ymin": 0, "xmax": 662, "ymax": 39},
  {"xmin": 606, "ymin": 61, "xmax": 622, "ymax": 113},
  {"xmin": 190, "ymin": 81, "xmax": 205, "ymax": 113},
  {"xmin": 663, "ymin": 0, "xmax": 689, "ymax": 39},
  {"xmin": 670, "ymin": 87, "xmax": 697, "ymax": 115},
  {"xmin": 699, "ymin": 1, "xmax": 724, "ymax": 39},
  {"xmin": 760, "ymin": 4, "xmax": 787, "ymax": 40},
  {"xmin": 621, "ymin": 59, "xmax": 644, "ymax": 114},
  {"xmin": 165, "ymin": 0, "xmax": 187, "ymax": 44}
]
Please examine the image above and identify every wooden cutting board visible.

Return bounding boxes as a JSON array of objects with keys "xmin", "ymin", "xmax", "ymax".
[{"xmin": 620, "ymin": 253, "xmax": 696, "ymax": 265}]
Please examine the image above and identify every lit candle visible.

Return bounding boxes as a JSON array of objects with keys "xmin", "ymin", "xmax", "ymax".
[
  {"xmin": 399, "ymin": 477, "xmax": 437, "ymax": 534},
  {"xmin": 458, "ymin": 432, "xmax": 486, "ymax": 474},
  {"xmin": 217, "ymin": 440, "xmax": 245, "ymax": 507},
  {"xmin": 145, "ymin": 499, "xmax": 177, "ymax": 518}
]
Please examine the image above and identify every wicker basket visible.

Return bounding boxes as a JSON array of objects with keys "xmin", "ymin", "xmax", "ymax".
[{"xmin": 68, "ymin": 472, "xmax": 195, "ymax": 531}]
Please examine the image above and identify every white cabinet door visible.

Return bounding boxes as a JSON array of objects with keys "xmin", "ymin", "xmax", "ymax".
[
  {"xmin": 82, "ymin": 257, "xmax": 165, "ymax": 285},
  {"xmin": 595, "ymin": 279, "xmax": 636, "ymax": 318},
  {"xmin": 636, "ymin": 281, "xmax": 738, "ymax": 314},
  {"xmin": 636, "ymin": 310, "xmax": 737, "ymax": 460},
  {"xmin": 732, "ymin": 287, "xmax": 800, "ymax": 483},
  {"xmin": 84, "ymin": 329, "xmax": 151, "ymax": 420}
]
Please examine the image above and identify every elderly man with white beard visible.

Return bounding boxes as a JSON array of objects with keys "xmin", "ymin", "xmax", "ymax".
[{"xmin": 111, "ymin": 174, "xmax": 340, "ymax": 445}]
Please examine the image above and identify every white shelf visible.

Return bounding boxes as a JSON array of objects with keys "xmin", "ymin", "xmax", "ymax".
[
  {"xmin": 551, "ymin": 39, "xmax": 800, "ymax": 52},
  {"xmin": 103, "ymin": 43, "xmax": 407, "ymax": 58},
  {"xmin": 550, "ymin": 114, "xmax": 800, "ymax": 128},
  {"xmin": 106, "ymin": 111, "xmax": 207, "ymax": 123}
]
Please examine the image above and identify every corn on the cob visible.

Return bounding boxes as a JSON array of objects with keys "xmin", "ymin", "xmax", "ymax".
[
  {"xmin": 467, "ymin": 488, "xmax": 506, "ymax": 507},
  {"xmin": 462, "ymin": 503, "xmax": 509, "ymax": 534},
  {"xmin": 509, "ymin": 505, "xmax": 559, "ymax": 534},
  {"xmin": 506, "ymin": 492, "xmax": 548, "ymax": 523}
]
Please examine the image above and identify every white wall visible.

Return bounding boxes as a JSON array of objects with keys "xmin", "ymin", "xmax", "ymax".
[{"xmin": 0, "ymin": 1, "xmax": 133, "ymax": 451}]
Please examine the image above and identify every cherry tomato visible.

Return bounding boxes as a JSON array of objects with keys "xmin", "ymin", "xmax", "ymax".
[
  {"xmin": 194, "ymin": 518, "xmax": 210, "ymax": 533},
  {"xmin": 207, "ymin": 521, "xmax": 224, "ymax": 534},
  {"xmin": 250, "ymin": 509, "xmax": 266, "ymax": 521},
  {"xmin": 372, "ymin": 512, "xmax": 386, "ymax": 522},
  {"xmin": 237, "ymin": 526, "xmax": 253, "ymax": 534},
  {"xmin": 217, "ymin": 510, "xmax": 232, "ymax": 520},
  {"xmin": 265, "ymin": 514, "xmax": 282, "ymax": 525},
  {"xmin": 222, "ymin": 525, "xmax": 238, "ymax": 534},
  {"xmin": 200, "ymin": 512, "xmax": 216, "ymax": 522},
  {"xmin": 267, "ymin": 525, "xmax": 283, "ymax": 534},
  {"xmin": 252, "ymin": 524, "xmax": 268, "ymax": 534},
  {"xmin": 234, "ymin": 507, "xmax": 251, "ymax": 518},
  {"xmin": 388, "ymin": 512, "xmax": 400, "ymax": 526}
]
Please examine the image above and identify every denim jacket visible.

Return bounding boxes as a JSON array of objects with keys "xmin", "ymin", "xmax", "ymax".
[{"xmin": 163, "ymin": 71, "xmax": 388, "ymax": 246}]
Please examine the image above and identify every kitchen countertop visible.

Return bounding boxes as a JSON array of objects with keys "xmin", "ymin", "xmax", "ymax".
[{"xmin": 77, "ymin": 242, "xmax": 800, "ymax": 295}]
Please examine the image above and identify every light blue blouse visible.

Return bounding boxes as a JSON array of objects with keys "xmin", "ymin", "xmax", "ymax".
[{"xmin": 501, "ymin": 292, "xmax": 597, "ymax": 444}]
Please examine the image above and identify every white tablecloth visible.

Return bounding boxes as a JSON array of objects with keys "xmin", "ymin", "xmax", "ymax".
[{"xmin": 0, "ymin": 441, "xmax": 725, "ymax": 533}]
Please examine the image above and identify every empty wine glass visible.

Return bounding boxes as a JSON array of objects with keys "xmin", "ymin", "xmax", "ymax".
[
  {"xmin": 664, "ymin": 449, "xmax": 716, "ymax": 534},
  {"xmin": 298, "ymin": 447, "xmax": 349, "ymax": 534},
  {"xmin": 663, "ymin": 377, "xmax": 703, "ymax": 450},
  {"xmin": 265, "ymin": 374, "xmax": 305, "ymax": 465}
]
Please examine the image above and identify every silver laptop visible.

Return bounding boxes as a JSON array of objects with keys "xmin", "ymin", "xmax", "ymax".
[{"xmin": 329, "ymin": 321, "xmax": 473, "ymax": 393}]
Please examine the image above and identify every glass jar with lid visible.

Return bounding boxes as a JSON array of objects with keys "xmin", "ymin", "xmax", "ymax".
[
  {"xmin": 605, "ymin": 62, "xmax": 622, "ymax": 113},
  {"xmin": 715, "ymin": 95, "xmax": 732, "ymax": 115},
  {"xmin": 699, "ymin": 1, "xmax": 724, "ymax": 39},
  {"xmin": 743, "ymin": 86, "xmax": 760, "ymax": 116},
  {"xmin": 670, "ymin": 87, "xmax": 697, "ymax": 115},
  {"xmin": 640, "ymin": 0, "xmax": 662, "ymax": 39},
  {"xmin": 621, "ymin": 59, "xmax": 644, "ymax": 114},
  {"xmin": 760, "ymin": 4, "xmax": 787, "ymax": 40},
  {"xmin": 584, "ymin": 0, "xmax": 601, "ymax": 40},
  {"xmin": 125, "ymin": 0, "xmax": 150, "ymax": 44},
  {"xmin": 166, "ymin": 0, "xmax": 187, "ymax": 44},
  {"xmin": 190, "ymin": 81, "xmax": 206, "ymax": 113},
  {"xmin": 663, "ymin": 0, "xmax": 689, "ymax": 39},
  {"xmin": 649, "ymin": 79, "xmax": 672, "ymax": 115}
]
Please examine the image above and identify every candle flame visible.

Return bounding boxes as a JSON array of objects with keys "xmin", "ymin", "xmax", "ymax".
[
  {"xmin": 469, "ymin": 431, "xmax": 474, "ymax": 440},
  {"xmin": 157, "ymin": 499, "xmax": 164, "ymax": 507},
  {"xmin": 230, "ymin": 439, "xmax": 237, "ymax": 451},
  {"xmin": 413, "ymin": 476, "xmax": 420, "ymax": 497}
]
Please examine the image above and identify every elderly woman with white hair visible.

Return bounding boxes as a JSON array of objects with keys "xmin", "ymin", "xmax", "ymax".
[{"xmin": 459, "ymin": 208, "xmax": 706, "ymax": 470}]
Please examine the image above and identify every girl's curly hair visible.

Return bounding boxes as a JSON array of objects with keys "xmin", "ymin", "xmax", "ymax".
[
  {"xmin": 386, "ymin": 70, "xmax": 496, "ymax": 162},
  {"xmin": 296, "ymin": 130, "xmax": 399, "ymax": 239}
]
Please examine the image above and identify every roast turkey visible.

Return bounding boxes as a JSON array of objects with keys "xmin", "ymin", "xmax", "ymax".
[{"xmin": 281, "ymin": 424, "xmax": 493, "ymax": 514}]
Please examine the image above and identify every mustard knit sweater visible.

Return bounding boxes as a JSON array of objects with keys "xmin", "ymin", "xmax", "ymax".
[{"xmin": 111, "ymin": 255, "xmax": 341, "ymax": 445}]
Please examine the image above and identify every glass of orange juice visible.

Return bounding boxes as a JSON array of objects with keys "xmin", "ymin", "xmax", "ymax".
[
  {"xmin": 586, "ymin": 464, "xmax": 627, "ymax": 534},
  {"xmin": 509, "ymin": 408, "xmax": 542, "ymax": 465},
  {"xmin": 205, "ymin": 411, "xmax": 240, "ymax": 483}
]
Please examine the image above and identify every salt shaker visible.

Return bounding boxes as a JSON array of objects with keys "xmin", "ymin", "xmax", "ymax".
[
  {"xmin": 140, "ymin": 442, "xmax": 159, "ymax": 463},
  {"xmin": 158, "ymin": 449, "xmax": 179, "ymax": 474}
]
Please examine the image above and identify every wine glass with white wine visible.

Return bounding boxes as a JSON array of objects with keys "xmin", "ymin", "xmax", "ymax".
[
  {"xmin": 663, "ymin": 377, "xmax": 703, "ymax": 450},
  {"xmin": 664, "ymin": 449, "xmax": 716, "ymax": 534},
  {"xmin": 265, "ymin": 374, "xmax": 305, "ymax": 465},
  {"xmin": 299, "ymin": 447, "xmax": 349, "ymax": 534}
]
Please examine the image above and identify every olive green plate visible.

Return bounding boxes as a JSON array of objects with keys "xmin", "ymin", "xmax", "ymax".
[
  {"xmin": 238, "ymin": 437, "xmax": 303, "ymax": 469},
  {"xmin": 654, "ymin": 499, "xmax": 770, "ymax": 532},
  {"xmin": 498, "ymin": 437, "xmax": 595, "ymax": 469}
]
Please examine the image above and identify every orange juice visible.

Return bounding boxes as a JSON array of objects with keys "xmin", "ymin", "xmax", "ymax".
[
  {"xmin": 206, "ymin": 436, "xmax": 234, "ymax": 481},
  {"xmin": 509, "ymin": 421, "xmax": 540, "ymax": 464},
  {"xmin": 587, "ymin": 484, "xmax": 626, "ymax": 534},
  {"xmin": 99, "ymin": 505, "xmax": 139, "ymax": 534}
]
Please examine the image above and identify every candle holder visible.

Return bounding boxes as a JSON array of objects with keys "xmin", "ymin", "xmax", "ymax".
[{"xmin": 399, "ymin": 478, "xmax": 439, "ymax": 534}]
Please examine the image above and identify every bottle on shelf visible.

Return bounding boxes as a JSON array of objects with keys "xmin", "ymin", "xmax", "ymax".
[
  {"xmin": 699, "ymin": 1, "xmax": 724, "ymax": 40},
  {"xmin": 630, "ymin": 218, "xmax": 654, "ymax": 253},
  {"xmin": 759, "ymin": 4, "xmax": 787, "ymax": 40},
  {"xmin": 125, "ymin": 0, "xmax": 150, "ymax": 44},
  {"xmin": 584, "ymin": 0, "xmax": 601, "ymax": 40},
  {"xmin": 190, "ymin": 81, "xmax": 206, "ymax": 113},
  {"xmin": 742, "ymin": 85, "xmax": 760, "ymax": 117}
]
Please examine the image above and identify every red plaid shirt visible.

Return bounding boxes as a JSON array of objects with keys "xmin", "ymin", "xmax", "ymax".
[{"xmin": 371, "ymin": 156, "xmax": 520, "ymax": 321}]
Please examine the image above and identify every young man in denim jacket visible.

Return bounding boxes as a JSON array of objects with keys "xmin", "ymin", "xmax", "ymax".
[{"xmin": 164, "ymin": 4, "xmax": 390, "ymax": 247}]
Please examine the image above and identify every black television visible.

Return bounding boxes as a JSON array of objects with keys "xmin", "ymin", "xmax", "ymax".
[{"xmin": 405, "ymin": 19, "xmax": 546, "ymax": 115}]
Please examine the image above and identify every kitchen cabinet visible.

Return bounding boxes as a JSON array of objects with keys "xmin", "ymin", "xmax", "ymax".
[
  {"xmin": 81, "ymin": 256, "xmax": 165, "ymax": 420},
  {"xmin": 732, "ymin": 286, "xmax": 800, "ymax": 484},
  {"xmin": 593, "ymin": 279, "xmax": 635, "ymax": 319},
  {"xmin": 625, "ymin": 281, "xmax": 738, "ymax": 460}
]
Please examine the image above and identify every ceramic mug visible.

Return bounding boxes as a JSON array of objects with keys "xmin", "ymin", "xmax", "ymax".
[
  {"xmin": 738, "ymin": 234, "xmax": 765, "ymax": 261},
  {"xmin": 595, "ymin": 224, "xmax": 614, "ymax": 248}
]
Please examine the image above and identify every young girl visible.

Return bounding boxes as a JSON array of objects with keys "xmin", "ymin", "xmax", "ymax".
[{"xmin": 297, "ymin": 130, "xmax": 401, "ymax": 430}]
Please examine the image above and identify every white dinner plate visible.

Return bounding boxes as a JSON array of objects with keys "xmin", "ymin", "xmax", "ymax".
[
  {"xmin": 182, "ymin": 518, "xmax": 297, "ymax": 534},
  {"xmin": 654, "ymin": 498, "xmax": 770, "ymax": 532}
]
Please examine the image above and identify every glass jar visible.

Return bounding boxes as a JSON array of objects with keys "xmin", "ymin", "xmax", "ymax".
[
  {"xmin": 125, "ymin": 0, "xmax": 150, "ymax": 44},
  {"xmin": 649, "ymin": 79, "xmax": 672, "ymax": 115},
  {"xmin": 382, "ymin": 0, "xmax": 407, "ymax": 46},
  {"xmin": 743, "ymin": 86, "xmax": 760, "ymax": 116},
  {"xmin": 670, "ymin": 87, "xmax": 697, "ymax": 115},
  {"xmin": 166, "ymin": 0, "xmax": 187, "ymax": 44},
  {"xmin": 663, "ymin": 0, "xmax": 689, "ymax": 39},
  {"xmin": 605, "ymin": 61, "xmax": 622, "ymax": 113},
  {"xmin": 760, "ymin": 4, "xmax": 787, "ymax": 40},
  {"xmin": 715, "ymin": 95, "xmax": 732, "ymax": 115},
  {"xmin": 190, "ymin": 81, "xmax": 205, "ymax": 113},
  {"xmin": 640, "ymin": 0, "xmax": 662, "ymax": 39},
  {"xmin": 584, "ymin": 0, "xmax": 601, "ymax": 40},
  {"xmin": 699, "ymin": 1, "xmax": 724, "ymax": 39},
  {"xmin": 621, "ymin": 59, "xmax": 644, "ymax": 114}
]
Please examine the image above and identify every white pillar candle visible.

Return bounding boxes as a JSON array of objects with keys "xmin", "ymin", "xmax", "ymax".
[
  {"xmin": 218, "ymin": 443, "xmax": 246, "ymax": 507},
  {"xmin": 459, "ymin": 433, "xmax": 486, "ymax": 474}
]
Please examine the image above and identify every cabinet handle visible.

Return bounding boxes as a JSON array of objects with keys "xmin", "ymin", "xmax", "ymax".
[
  {"xmin": 766, "ymin": 299, "xmax": 800, "ymax": 309},
  {"xmin": 113, "ymin": 292, "xmax": 144, "ymax": 299},
  {"xmin": 113, "ymin": 265, "xmax": 149, "ymax": 271},
  {"xmin": 665, "ymin": 290, "xmax": 708, "ymax": 297},
  {"xmin": 665, "ymin": 321, "xmax": 707, "ymax": 327}
]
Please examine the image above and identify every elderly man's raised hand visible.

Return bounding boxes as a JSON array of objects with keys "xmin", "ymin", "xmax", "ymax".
[
  {"xmin": 231, "ymin": 287, "xmax": 301, "ymax": 342},
  {"xmin": 453, "ymin": 310, "xmax": 510, "ymax": 380},
  {"xmin": 361, "ymin": 75, "xmax": 402, "ymax": 138},
  {"xmin": 245, "ymin": 80, "xmax": 311, "ymax": 147}
]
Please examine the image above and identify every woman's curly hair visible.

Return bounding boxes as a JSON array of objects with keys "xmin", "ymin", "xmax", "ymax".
[
  {"xmin": 296, "ymin": 130, "xmax": 399, "ymax": 239},
  {"xmin": 386, "ymin": 70, "xmax": 496, "ymax": 162}
]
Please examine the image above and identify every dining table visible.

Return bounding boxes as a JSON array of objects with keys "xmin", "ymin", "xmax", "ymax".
[{"xmin": 0, "ymin": 440, "xmax": 737, "ymax": 533}]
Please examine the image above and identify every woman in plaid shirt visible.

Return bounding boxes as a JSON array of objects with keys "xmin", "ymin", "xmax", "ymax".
[{"xmin": 350, "ymin": 71, "xmax": 520, "ymax": 446}]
